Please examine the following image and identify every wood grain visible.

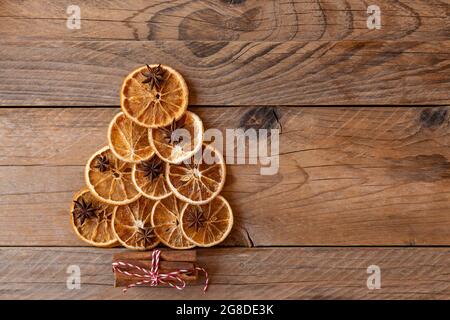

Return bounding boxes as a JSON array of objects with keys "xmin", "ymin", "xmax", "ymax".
[
  {"xmin": 1, "ymin": 0, "xmax": 448, "ymax": 301},
  {"xmin": 0, "ymin": 40, "xmax": 448, "ymax": 106},
  {"xmin": 0, "ymin": 0, "xmax": 448, "ymax": 41},
  {"xmin": 0, "ymin": 247, "xmax": 448, "ymax": 300},
  {"xmin": 1, "ymin": 107, "xmax": 450, "ymax": 246}
]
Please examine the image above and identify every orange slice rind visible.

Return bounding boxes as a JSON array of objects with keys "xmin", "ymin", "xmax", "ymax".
[
  {"xmin": 85, "ymin": 146, "xmax": 141, "ymax": 205},
  {"xmin": 112, "ymin": 197, "xmax": 160, "ymax": 250},
  {"xmin": 132, "ymin": 155, "xmax": 172, "ymax": 200},
  {"xmin": 120, "ymin": 64, "xmax": 188, "ymax": 128},
  {"xmin": 151, "ymin": 194, "xmax": 196, "ymax": 249},
  {"xmin": 166, "ymin": 144, "xmax": 226, "ymax": 205},
  {"xmin": 108, "ymin": 112, "xmax": 155, "ymax": 163},
  {"xmin": 149, "ymin": 111, "xmax": 203, "ymax": 164},
  {"xmin": 70, "ymin": 189, "xmax": 119, "ymax": 247},
  {"xmin": 180, "ymin": 195, "xmax": 233, "ymax": 247}
]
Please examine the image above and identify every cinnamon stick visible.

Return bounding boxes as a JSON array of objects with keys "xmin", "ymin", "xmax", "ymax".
[
  {"xmin": 113, "ymin": 249, "xmax": 196, "ymax": 262},
  {"xmin": 114, "ymin": 263, "xmax": 198, "ymax": 287},
  {"xmin": 113, "ymin": 250, "xmax": 198, "ymax": 288}
]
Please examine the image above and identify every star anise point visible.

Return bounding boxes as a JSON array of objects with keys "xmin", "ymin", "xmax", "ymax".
[
  {"xmin": 136, "ymin": 226, "xmax": 156, "ymax": 246},
  {"xmin": 73, "ymin": 198, "xmax": 97, "ymax": 225},
  {"xmin": 141, "ymin": 158, "xmax": 163, "ymax": 181},
  {"xmin": 141, "ymin": 64, "xmax": 165, "ymax": 90},
  {"xmin": 186, "ymin": 207, "xmax": 206, "ymax": 232},
  {"xmin": 94, "ymin": 155, "xmax": 109, "ymax": 172}
]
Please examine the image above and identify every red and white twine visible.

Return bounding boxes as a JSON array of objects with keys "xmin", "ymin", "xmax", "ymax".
[{"xmin": 112, "ymin": 249, "xmax": 209, "ymax": 293}]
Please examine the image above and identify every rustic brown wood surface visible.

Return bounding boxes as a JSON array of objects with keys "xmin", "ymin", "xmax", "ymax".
[
  {"xmin": 0, "ymin": 0, "xmax": 449, "ymax": 300},
  {"xmin": 1, "ymin": 0, "xmax": 448, "ymax": 105},
  {"xmin": 1, "ymin": 107, "xmax": 450, "ymax": 247},
  {"xmin": 0, "ymin": 247, "xmax": 448, "ymax": 299},
  {"xmin": 0, "ymin": 1, "xmax": 448, "ymax": 106},
  {"xmin": 1, "ymin": 0, "xmax": 448, "ymax": 41}
]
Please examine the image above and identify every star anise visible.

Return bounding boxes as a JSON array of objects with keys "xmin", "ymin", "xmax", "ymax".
[
  {"xmin": 141, "ymin": 64, "xmax": 165, "ymax": 90},
  {"xmin": 94, "ymin": 155, "xmax": 109, "ymax": 172},
  {"xmin": 162, "ymin": 116, "xmax": 186, "ymax": 145},
  {"xmin": 136, "ymin": 227, "xmax": 157, "ymax": 246},
  {"xmin": 73, "ymin": 198, "xmax": 97, "ymax": 225},
  {"xmin": 186, "ymin": 207, "xmax": 207, "ymax": 232},
  {"xmin": 141, "ymin": 158, "xmax": 163, "ymax": 181}
]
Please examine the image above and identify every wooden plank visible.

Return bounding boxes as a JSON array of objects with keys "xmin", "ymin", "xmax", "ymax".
[
  {"xmin": 0, "ymin": 40, "xmax": 448, "ymax": 106},
  {"xmin": 0, "ymin": 0, "xmax": 447, "ymax": 41},
  {"xmin": 0, "ymin": 247, "xmax": 448, "ymax": 300},
  {"xmin": 1, "ymin": 107, "xmax": 450, "ymax": 246}
]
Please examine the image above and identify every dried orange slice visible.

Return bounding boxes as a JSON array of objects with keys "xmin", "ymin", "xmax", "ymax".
[
  {"xmin": 85, "ymin": 146, "xmax": 141, "ymax": 205},
  {"xmin": 166, "ymin": 144, "xmax": 226, "ymax": 205},
  {"xmin": 132, "ymin": 155, "xmax": 171, "ymax": 200},
  {"xmin": 112, "ymin": 197, "xmax": 160, "ymax": 250},
  {"xmin": 70, "ymin": 189, "xmax": 118, "ymax": 247},
  {"xmin": 151, "ymin": 194, "xmax": 195, "ymax": 249},
  {"xmin": 120, "ymin": 64, "xmax": 188, "ymax": 128},
  {"xmin": 149, "ymin": 111, "xmax": 203, "ymax": 164},
  {"xmin": 180, "ymin": 195, "xmax": 233, "ymax": 247},
  {"xmin": 108, "ymin": 112, "xmax": 154, "ymax": 163}
]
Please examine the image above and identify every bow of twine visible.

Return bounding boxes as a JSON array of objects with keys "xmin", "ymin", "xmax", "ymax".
[{"xmin": 112, "ymin": 249, "xmax": 209, "ymax": 293}]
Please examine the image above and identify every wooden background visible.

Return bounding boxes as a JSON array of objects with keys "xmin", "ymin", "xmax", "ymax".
[{"xmin": 0, "ymin": 0, "xmax": 449, "ymax": 299}]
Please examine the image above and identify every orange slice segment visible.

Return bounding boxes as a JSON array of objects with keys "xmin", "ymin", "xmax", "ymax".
[
  {"xmin": 112, "ymin": 197, "xmax": 160, "ymax": 250},
  {"xmin": 108, "ymin": 112, "xmax": 154, "ymax": 163},
  {"xmin": 70, "ymin": 189, "xmax": 118, "ymax": 247},
  {"xmin": 151, "ymin": 194, "xmax": 195, "ymax": 249},
  {"xmin": 132, "ymin": 155, "xmax": 172, "ymax": 200},
  {"xmin": 120, "ymin": 64, "xmax": 188, "ymax": 128},
  {"xmin": 85, "ymin": 146, "xmax": 141, "ymax": 205},
  {"xmin": 166, "ymin": 144, "xmax": 226, "ymax": 205},
  {"xmin": 149, "ymin": 111, "xmax": 203, "ymax": 164},
  {"xmin": 180, "ymin": 195, "xmax": 233, "ymax": 247}
]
